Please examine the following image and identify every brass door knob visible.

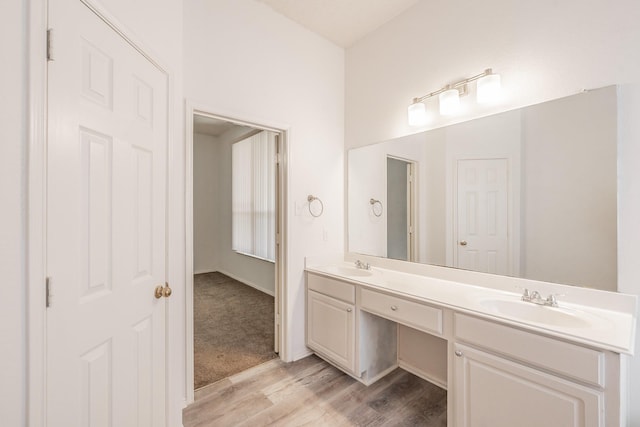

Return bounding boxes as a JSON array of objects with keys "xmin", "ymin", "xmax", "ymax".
[
  {"xmin": 459, "ymin": 240, "xmax": 468, "ymax": 246},
  {"xmin": 163, "ymin": 284, "xmax": 172, "ymax": 298},
  {"xmin": 154, "ymin": 285, "xmax": 164, "ymax": 299},
  {"xmin": 154, "ymin": 283, "xmax": 172, "ymax": 299}
]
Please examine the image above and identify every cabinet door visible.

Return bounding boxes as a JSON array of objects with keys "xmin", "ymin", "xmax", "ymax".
[
  {"xmin": 307, "ymin": 290, "xmax": 355, "ymax": 373},
  {"xmin": 453, "ymin": 344, "xmax": 603, "ymax": 427}
]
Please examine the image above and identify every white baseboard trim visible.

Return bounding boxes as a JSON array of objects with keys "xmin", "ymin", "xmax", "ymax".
[
  {"xmin": 194, "ymin": 268, "xmax": 217, "ymax": 275},
  {"xmin": 194, "ymin": 269, "xmax": 275, "ymax": 297},
  {"xmin": 292, "ymin": 349, "xmax": 313, "ymax": 362}
]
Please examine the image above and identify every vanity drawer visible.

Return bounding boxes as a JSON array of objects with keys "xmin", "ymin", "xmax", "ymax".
[
  {"xmin": 454, "ymin": 313, "xmax": 605, "ymax": 388},
  {"xmin": 360, "ymin": 288, "xmax": 443, "ymax": 335},
  {"xmin": 307, "ymin": 273, "xmax": 355, "ymax": 304}
]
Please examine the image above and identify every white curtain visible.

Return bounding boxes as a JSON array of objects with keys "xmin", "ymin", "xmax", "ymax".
[{"xmin": 232, "ymin": 131, "xmax": 276, "ymax": 262}]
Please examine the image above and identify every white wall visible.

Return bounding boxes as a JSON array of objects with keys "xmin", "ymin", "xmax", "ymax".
[
  {"xmin": 0, "ymin": 1, "xmax": 26, "ymax": 425},
  {"xmin": 184, "ymin": 0, "xmax": 345, "ymax": 360},
  {"xmin": 617, "ymin": 83, "xmax": 640, "ymax": 425},
  {"xmin": 345, "ymin": 0, "xmax": 640, "ymax": 423},
  {"xmin": 193, "ymin": 130, "xmax": 276, "ymax": 294},
  {"xmin": 193, "ymin": 133, "xmax": 219, "ymax": 273},
  {"xmin": 346, "ymin": 0, "xmax": 640, "ymax": 149}
]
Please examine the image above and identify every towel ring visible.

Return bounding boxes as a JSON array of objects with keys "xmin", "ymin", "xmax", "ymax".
[
  {"xmin": 370, "ymin": 198, "xmax": 383, "ymax": 217},
  {"xmin": 308, "ymin": 195, "xmax": 324, "ymax": 217}
]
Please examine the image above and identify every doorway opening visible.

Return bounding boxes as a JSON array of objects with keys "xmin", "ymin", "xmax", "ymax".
[
  {"xmin": 386, "ymin": 156, "xmax": 416, "ymax": 262},
  {"xmin": 185, "ymin": 108, "xmax": 287, "ymax": 400}
]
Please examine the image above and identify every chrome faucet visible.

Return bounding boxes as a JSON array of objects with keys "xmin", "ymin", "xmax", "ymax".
[
  {"xmin": 354, "ymin": 260, "xmax": 371, "ymax": 270},
  {"xmin": 521, "ymin": 288, "xmax": 559, "ymax": 307}
]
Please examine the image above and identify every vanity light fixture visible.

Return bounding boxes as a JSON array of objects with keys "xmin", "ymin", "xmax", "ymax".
[
  {"xmin": 408, "ymin": 68, "xmax": 501, "ymax": 125},
  {"xmin": 439, "ymin": 86, "xmax": 461, "ymax": 116},
  {"xmin": 407, "ymin": 102, "xmax": 428, "ymax": 126},
  {"xmin": 477, "ymin": 72, "xmax": 502, "ymax": 104}
]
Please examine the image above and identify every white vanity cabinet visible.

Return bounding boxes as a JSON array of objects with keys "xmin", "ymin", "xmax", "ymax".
[
  {"xmin": 304, "ymin": 265, "xmax": 627, "ymax": 427},
  {"xmin": 306, "ymin": 274, "xmax": 356, "ymax": 374},
  {"xmin": 453, "ymin": 313, "xmax": 610, "ymax": 427}
]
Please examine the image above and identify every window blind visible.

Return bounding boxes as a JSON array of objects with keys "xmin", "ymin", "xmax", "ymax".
[{"xmin": 232, "ymin": 131, "xmax": 276, "ymax": 262}]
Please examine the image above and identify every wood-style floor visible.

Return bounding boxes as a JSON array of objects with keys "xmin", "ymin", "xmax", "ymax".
[{"xmin": 183, "ymin": 354, "xmax": 447, "ymax": 427}]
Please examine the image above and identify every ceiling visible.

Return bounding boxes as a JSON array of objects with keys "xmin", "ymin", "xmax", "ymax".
[
  {"xmin": 193, "ymin": 115, "xmax": 254, "ymax": 137},
  {"xmin": 255, "ymin": 0, "xmax": 419, "ymax": 48}
]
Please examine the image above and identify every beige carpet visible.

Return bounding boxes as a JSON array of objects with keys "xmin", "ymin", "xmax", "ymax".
[{"xmin": 194, "ymin": 272, "xmax": 277, "ymax": 390}]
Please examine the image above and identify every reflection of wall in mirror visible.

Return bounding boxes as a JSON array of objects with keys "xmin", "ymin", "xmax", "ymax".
[
  {"xmin": 348, "ymin": 133, "xmax": 428, "ymax": 260},
  {"xmin": 522, "ymin": 87, "xmax": 617, "ymax": 290},
  {"xmin": 444, "ymin": 109, "xmax": 522, "ymax": 276},
  {"xmin": 348, "ymin": 142, "xmax": 387, "ymax": 257},
  {"xmin": 348, "ymin": 86, "xmax": 617, "ymax": 291}
]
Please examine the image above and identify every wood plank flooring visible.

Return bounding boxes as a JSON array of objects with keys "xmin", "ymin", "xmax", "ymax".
[{"xmin": 183, "ymin": 355, "xmax": 447, "ymax": 427}]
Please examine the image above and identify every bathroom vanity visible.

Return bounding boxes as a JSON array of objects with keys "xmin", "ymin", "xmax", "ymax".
[{"xmin": 305, "ymin": 256, "xmax": 637, "ymax": 427}]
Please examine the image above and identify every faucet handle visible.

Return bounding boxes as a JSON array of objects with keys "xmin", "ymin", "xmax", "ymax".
[
  {"xmin": 518, "ymin": 287, "xmax": 531, "ymax": 301},
  {"xmin": 545, "ymin": 293, "xmax": 564, "ymax": 307}
]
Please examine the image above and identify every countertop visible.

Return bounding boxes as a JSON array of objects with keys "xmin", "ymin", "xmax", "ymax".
[{"xmin": 305, "ymin": 259, "xmax": 638, "ymax": 355}]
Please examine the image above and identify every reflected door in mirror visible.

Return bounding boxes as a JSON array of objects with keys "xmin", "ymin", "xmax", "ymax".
[{"xmin": 455, "ymin": 159, "xmax": 509, "ymax": 275}]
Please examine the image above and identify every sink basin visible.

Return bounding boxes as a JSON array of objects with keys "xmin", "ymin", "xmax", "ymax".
[
  {"xmin": 479, "ymin": 298, "xmax": 593, "ymax": 328},
  {"xmin": 325, "ymin": 266, "xmax": 374, "ymax": 277}
]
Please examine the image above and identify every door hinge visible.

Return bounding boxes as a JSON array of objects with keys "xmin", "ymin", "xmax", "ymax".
[
  {"xmin": 46, "ymin": 277, "xmax": 52, "ymax": 308},
  {"xmin": 47, "ymin": 29, "xmax": 54, "ymax": 61}
]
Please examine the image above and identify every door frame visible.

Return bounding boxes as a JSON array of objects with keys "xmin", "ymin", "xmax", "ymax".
[
  {"xmin": 27, "ymin": 0, "xmax": 178, "ymax": 424},
  {"xmin": 184, "ymin": 101, "xmax": 289, "ymax": 404}
]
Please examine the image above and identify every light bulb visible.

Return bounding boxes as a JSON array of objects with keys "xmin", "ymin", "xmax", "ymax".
[
  {"xmin": 408, "ymin": 102, "xmax": 428, "ymax": 126},
  {"xmin": 477, "ymin": 73, "xmax": 501, "ymax": 104},
  {"xmin": 439, "ymin": 88, "xmax": 460, "ymax": 115}
]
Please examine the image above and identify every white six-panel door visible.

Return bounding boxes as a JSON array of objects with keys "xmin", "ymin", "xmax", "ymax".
[
  {"xmin": 46, "ymin": 1, "xmax": 169, "ymax": 426},
  {"xmin": 455, "ymin": 158, "xmax": 509, "ymax": 275}
]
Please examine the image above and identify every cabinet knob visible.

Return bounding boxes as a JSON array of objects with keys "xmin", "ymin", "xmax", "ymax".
[
  {"xmin": 346, "ymin": 308, "xmax": 352, "ymax": 312},
  {"xmin": 455, "ymin": 350, "xmax": 463, "ymax": 357},
  {"xmin": 390, "ymin": 305, "xmax": 398, "ymax": 311}
]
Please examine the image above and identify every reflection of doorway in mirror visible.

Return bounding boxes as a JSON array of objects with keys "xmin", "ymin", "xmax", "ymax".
[
  {"xmin": 455, "ymin": 159, "xmax": 509, "ymax": 274},
  {"xmin": 387, "ymin": 157, "xmax": 416, "ymax": 262}
]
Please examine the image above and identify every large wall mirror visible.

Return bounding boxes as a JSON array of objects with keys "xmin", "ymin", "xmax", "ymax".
[{"xmin": 348, "ymin": 85, "xmax": 617, "ymax": 291}]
